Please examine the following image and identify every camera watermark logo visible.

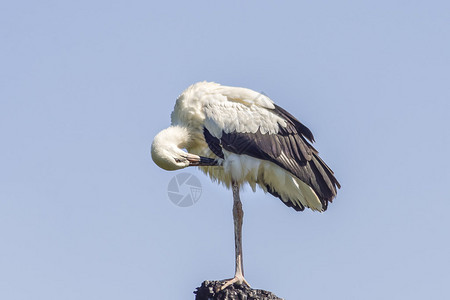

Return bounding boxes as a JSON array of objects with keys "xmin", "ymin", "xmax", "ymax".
[{"xmin": 167, "ymin": 173, "xmax": 202, "ymax": 207}]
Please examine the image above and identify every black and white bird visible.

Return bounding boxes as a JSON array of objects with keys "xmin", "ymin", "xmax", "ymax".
[{"xmin": 151, "ymin": 82, "xmax": 340, "ymax": 289}]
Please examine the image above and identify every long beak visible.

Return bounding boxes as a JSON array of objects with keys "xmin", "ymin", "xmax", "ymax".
[{"xmin": 185, "ymin": 153, "xmax": 222, "ymax": 166}]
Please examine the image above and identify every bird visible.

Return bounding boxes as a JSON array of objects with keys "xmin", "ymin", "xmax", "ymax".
[{"xmin": 151, "ymin": 81, "xmax": 340, "ymax": 290}]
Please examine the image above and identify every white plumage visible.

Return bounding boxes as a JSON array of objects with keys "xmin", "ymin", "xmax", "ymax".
[{"xmin": 151, "ymin": 81, "xmax": 340, "ymax": 289}]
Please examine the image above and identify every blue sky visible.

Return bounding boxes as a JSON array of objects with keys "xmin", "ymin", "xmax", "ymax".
[{"xmin": 1, "ymin": 1, "xmax": 449, "ymax": 299}]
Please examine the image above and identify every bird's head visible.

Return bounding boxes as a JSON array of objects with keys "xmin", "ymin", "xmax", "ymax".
[
  {"xmin": 151, "ymin": 126, "xmax": 221, "ymax": 171},
  {"xmin": 151, "ymin": 126, "xmax": 192, "ymax": 170}
]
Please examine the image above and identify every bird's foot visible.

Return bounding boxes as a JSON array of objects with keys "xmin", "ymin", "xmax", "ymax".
[{"xmin": 217, "ymin": 274, "xmax": 250, "ymax": 291}]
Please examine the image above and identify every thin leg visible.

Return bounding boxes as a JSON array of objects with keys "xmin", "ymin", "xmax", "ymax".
[{"xmin": 219, "ymin": 181, "xmax": 250, "ymax": 290}]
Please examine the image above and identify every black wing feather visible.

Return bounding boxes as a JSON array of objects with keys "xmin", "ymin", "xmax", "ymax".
[
  {"xmin": 203, "ymin": 128, "xmax": 224, "ymax": 159},
  {"xmin": 203, "ymin": 104, "xmax": 340, "ymax": 211}
]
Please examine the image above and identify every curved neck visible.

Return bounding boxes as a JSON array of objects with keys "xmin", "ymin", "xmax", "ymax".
[{"xmin": 154, "ymin": 126, "xmax": 191, "ymax": 151}]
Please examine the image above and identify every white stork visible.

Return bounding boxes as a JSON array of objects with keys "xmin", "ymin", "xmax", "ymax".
[{"xmin": 151, "ymin": 81, "xmax": 340, "ymax": 290}]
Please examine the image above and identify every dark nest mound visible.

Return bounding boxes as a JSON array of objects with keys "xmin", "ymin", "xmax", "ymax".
[{"xmin": 194, "ymin": 280, "xmax": 283, "ymax": 300}]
